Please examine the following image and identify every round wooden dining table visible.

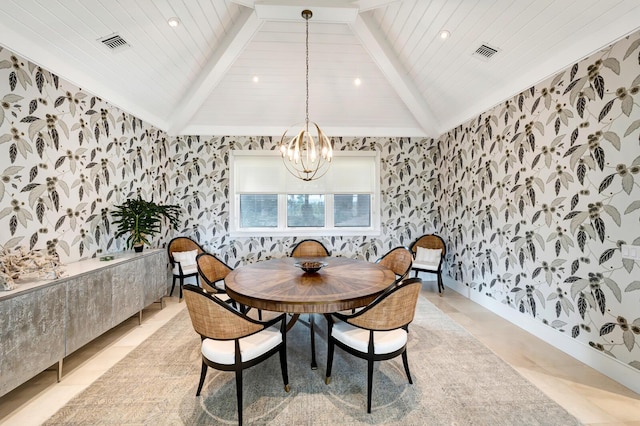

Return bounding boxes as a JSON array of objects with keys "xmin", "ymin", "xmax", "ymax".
[
  {"xmin": 224, "ymin": 256, "xmax": 397, "ymax": 369},
  {"xmin": 224, "ymin": 257, "xmax": 396, "ymax": 314}
]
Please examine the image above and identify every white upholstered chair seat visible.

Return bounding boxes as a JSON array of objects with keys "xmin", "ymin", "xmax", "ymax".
[
  {"xmin": 172, "ymin": 248, "xmax": 199, "ymax": 274},
  {"xmin": 201, "ymin": 326, "xmax": 282, "ymax": 365},
  {"xmin": 173, "ymin": 263, "xmax": 198, "ymax": 275},
  {"xmin": 414, "ymin": 247, "xmax": 442, "ymax": 271},
  {"xmin": 412, "ymin": 260, "xmax": 440, "ymax": 271},
  {"xmin": 331, "ymin": 321, "xmax": 408, "ymax": 354}
]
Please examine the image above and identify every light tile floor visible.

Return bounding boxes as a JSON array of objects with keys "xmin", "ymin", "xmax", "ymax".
[
  {"xmin": 1, "ymin": 281, "xmax": 639, "ymax": 425},
  {"xmin": 421, "ymin": 281, "xmax": 640, "ymax": 426}
]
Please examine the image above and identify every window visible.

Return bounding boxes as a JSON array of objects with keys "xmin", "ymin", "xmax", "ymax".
[
  {"xmin": 334, "ymin": 194, "xmax": 371, "ymax": 227},
  {"xmin": 230, "ymin": 150, "xmax": 380, "ymax": 237},
  {"xmin": 240, "ymin": 194, "xmax": 277, "ymax": 227},
  {"xmin": 287, "ymin": 194, "xmax": 325, "ymax": 227}
]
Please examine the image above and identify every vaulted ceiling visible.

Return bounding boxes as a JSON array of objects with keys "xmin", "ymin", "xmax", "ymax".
[{"xmin": 1, "ymin": 0, "xmax": 639, "ymax": 138}]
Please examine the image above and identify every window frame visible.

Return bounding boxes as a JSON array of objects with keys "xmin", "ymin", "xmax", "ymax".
[{"xmin": 229, "ymin": 150, "xmax": 380, "ymax": 238}]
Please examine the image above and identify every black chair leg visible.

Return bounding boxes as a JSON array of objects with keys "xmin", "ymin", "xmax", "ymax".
[
  {"xmin": 196, "ymin": 361, "xmax": 208, "ymax": 396},
  {"xmin": 170, "ymin": 276, "xmax": 177, "ymax": 296},
  {"xmin": 366, "ymin": 359, "xmax": 374, "ymax": 413},
  {"xmin": 235, "ymin": 370, "xmax": 243, "ymax": 426},
  {"xmin": 402, "ymin": 350, "xmax": 413, "ymax": 384},
  {"xmin": 179, "ymin": 276, "xmax": 184, "ymax": 299},
  {"xmin": 325, "ymin": 339, "xmax": 335, "ymax": 384},
  {"xmin": 437, "ymin": 273, "xmax": 444, "ymax": 293},
  {"xmin": 310, "ymin": 314, "xmax": 317, "ymax": 370},
  {"xmin": 279, "ymin": 346, "xmax": 289, "ymax": 391}
]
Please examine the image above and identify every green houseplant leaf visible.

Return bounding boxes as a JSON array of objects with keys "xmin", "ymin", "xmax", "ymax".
[{"xmin": 111, "ymin": 197, "xmax": 181, "ymax": 249}]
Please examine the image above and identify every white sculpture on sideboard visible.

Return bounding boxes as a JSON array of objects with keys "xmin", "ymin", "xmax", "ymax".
[{"xmin": 0, "ymin": 246, "xmax": 65, "ymax": 291}]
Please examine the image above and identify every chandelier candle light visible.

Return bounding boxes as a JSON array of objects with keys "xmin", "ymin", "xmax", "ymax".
[{"xmin": 279, "ymin": 9, "xmax": 333, "ymax": 181}]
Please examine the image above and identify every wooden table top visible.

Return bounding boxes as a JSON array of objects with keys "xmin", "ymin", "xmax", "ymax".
[{"xmin": 224, "ymin": 257, "xmax": 396, "ymax": 314}]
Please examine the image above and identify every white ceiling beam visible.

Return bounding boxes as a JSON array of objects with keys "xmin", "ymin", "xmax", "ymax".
[
  {"xmin": 232, "ymin": 0, "xmax": 399, "ymax": 14},
  {"xmin": 353, "ymin": 0, "xmax": 400, "ymax": 13},
  {"xmin": 350, "ymin": 13, "xmax": 440, "ymax": 137},
  {"xmin": 254, "ymin": 1, "xmax": 358, "ymax": 22},
  {"xmin": 230, "ymin": 0, "xmax": 257, "ymax": 8},
  {"xmin": 180, "ymin": 124, "xmax": 427, "ymax": 138},
  {"xmin": 168, "ymin": 7, "xmax": 263, "ymax": 135}
]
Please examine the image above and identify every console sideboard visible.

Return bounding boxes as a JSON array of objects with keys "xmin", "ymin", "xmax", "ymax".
[{"xmin": 0, "ymin": 249, "xmax": 167, "ymax": 397}]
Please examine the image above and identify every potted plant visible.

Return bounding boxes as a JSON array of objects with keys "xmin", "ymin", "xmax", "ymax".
[{"xmin": 111, "ymin": 196, "xmax": 182, "ymax": 252}]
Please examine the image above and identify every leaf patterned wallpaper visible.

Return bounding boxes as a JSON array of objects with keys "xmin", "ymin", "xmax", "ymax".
[
  {"xmin": 0, "ymin": 47, "xmax": 175, "ymax": 262},
  {"xmin": 436, "ymin": 32, "xmax": 640, "ymax": 371},
  {"xmin": 1, "ymin": 26, "xmax": 639, "ymax": 376}
]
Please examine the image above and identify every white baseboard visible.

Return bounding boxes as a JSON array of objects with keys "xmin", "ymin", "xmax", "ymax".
[{"xmin": 442, "ymin": 277, "xmax": 640, "ymax": 395}]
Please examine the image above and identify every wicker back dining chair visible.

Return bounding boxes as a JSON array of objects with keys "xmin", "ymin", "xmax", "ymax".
[
  {"xmin": 375, "ymin": 246, "xmax": 413, "ymax": 282},
  {"xmin": 167, "ymin": 236, "xmax": 205, "ymax": 299},
  {"xmin": 409, "ymin": 234, "xmax": 446, "ymax": 294},
  {"xmin": 196, "ymin": 252, "xmax": 261, "ymax": 319},
  {"xmin": 183, "ymin": 284, "xmax": 290, "ymax": 425},
  {"xmin": 196, "ymin": 252, "xmax": 233, "ymax": 294},
  {"xmin": 290, "ymin": 239, "xmax": 330, "ymax": 258},
  {"xmin": 324, "ymin": 277, "xmax": 422, "ymax": 413}
]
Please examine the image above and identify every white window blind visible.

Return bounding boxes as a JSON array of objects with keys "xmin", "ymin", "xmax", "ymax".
[
  {"xmin": 233, "ymin": 155, "xmax": 285, "ymax": 193},
  {"xmin": 231, "ymin": 151, "xmax": 377, "ymax": 194}
]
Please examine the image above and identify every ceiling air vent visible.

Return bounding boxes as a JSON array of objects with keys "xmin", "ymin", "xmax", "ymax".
[
  {"xmin": 98, "ymin": 33, "xmax": 130, "ymax": 51},
  {"xmin": 473, "ymin": 43, "xmax": 499, "ymax": 61}
]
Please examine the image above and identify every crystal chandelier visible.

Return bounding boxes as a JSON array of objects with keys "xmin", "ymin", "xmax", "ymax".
[{"xmin": 278, "ymin": 9, "xmax": 333, "ymax": 181}]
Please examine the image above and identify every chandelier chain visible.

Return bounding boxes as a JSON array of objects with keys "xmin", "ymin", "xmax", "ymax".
[{"xmin": 305, "ymin": 14, "xmax": 309, "ymax": 127}]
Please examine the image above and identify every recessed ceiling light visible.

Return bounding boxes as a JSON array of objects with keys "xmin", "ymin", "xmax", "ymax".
[
  {"xmin": 354, "ymin": 78, "xmax": 361, "ymax": 86},
  {"xmin": 439, "ymin": 30, "xmax": 450, "ymax": 40},
  {"xmin": 253, "ymin": 76, "xmax": 259, "ymax": 83},
  {"xmin": 168, "ymin": 17, "xmax": 181, "ymax": 28}
]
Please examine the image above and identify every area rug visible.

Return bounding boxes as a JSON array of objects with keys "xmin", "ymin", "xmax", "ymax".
[{"xmin": 44, "ymin": 293, "xmax": 581, "ymax": 425}]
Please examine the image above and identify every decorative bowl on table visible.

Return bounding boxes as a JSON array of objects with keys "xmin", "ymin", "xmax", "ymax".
[{"xmin": 294, "ymin": 261, "xmax": 327, "ymax": 273}]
